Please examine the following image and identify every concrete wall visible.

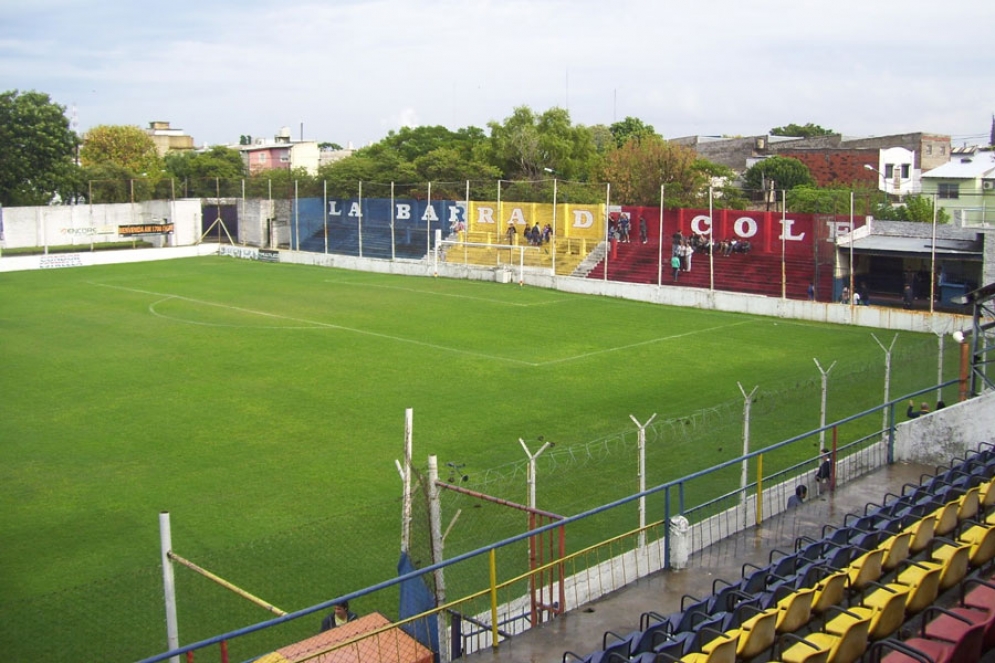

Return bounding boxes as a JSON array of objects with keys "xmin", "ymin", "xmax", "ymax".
[
  {"xmin": 0, "ymin": 200, "xmax": 202, "ymax": 249},
  {"xmin": 894, "ymin": 390, "xmax": 995, "ymax": 465}
]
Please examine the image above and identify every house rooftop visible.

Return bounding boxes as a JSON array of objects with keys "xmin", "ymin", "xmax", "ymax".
[{"xmin": 924, "ymin": 150, "xmax": 995, "ymax": 179}]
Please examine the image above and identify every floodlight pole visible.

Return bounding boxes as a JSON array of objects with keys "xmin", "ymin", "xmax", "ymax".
[
  {"xmin": 708, "ymin": 186, "xmax": 715, "ymax": 291},
  {"xmin": 849, "ymin": 192, "xmax": 855, "ymax": 311},
  {"xmin": 159, "ymin": 511, "xmax": 180, "ymax": 663},
  {"xmin": 520, "ymin": 437, "xmax": 553, "ymax": 511},
  {"xmin": 781, "ymin": 190, "xmax": 787, "ymax": 299},
  {"xmin": 630, "ymin": 413, "xmax": 658, "ymax": 548},
  {"xmin": 390, "ymin": 182, "xmax": 397, "ymax": 261},
  {"xmin": 358, "ymin": 180, "xmax": 364, "ymax": 258},
  {"xmin": 872, "ymin": 333, "xmax": 899, "ymax": 438},
  {"xmin": 813, "ymin": 358, "xmax": 837, "ymax": 447},
  {"xmin": 657, "ymin": 184, "xmax": 665, "ymax": 287},
  {"xmin": 930, "ymin": 193, "xmax": 938, "ymax": 314},
  {"xmin": 738, "ymin": 382, "xmax": 759, "ymax": 525},
  {"xmin": 551, "ymin": 178, "xmax": 558, "ymax": 276},
  {"xmin": 425, "ymin": 181, "xmax": 432, "ymax": 257}
]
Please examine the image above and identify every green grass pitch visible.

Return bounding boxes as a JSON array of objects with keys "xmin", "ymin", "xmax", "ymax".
[{"xmin": 0, "ymin": 256, "xmax": 947, "ymax": 661}]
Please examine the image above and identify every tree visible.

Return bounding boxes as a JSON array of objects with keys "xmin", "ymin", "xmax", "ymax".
[
  {"xmin": 487, "ymin": 106, "xmax": 597, "ymax": 181},
  {"xmin": 742, "ymin": 156, "xmax": 815, "ymax": 192},
  {"xmin": 0, "ymin": 90, "xmax": 79, "ymax": 206},
  {"xmin": 594, "ymin": 135, "xmax": 708, "ymax": 206},
  {"xmin": 80, "ymin": 125, "xmax": 162, "ymax": 176},
  {"xmin": 609, "ymin": 116, "xmax": 658, "ymax": 148},
  {"xmin": 770, "ymin": 123, "xmax": 835, "ymax": 138},
  {"xmin": 873, "ymin": 195, "xmax": 950, "ymax": 224},
  {"xmin": 164, "ymin": 146, "xmax": 245, "ymax": 196}
]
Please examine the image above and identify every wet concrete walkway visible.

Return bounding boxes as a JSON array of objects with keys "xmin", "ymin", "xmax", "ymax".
[{"xmin": 465, "ymin": 460, "xmax": 932, "ymax": 663}]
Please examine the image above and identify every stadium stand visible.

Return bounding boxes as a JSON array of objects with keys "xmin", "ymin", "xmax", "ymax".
[{"xmin": 467, "ymin": 442, "xmax": 995, "ymax": 663}]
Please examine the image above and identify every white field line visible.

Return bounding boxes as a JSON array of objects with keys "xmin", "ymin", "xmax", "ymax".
[
  {"xmin": 536, "ymin": 321, "xmax": 755, "ymax": 366},
  {"xmin": 323, "ymin": 279, "xmax": 573, "ymax": 307},
  {"xmin": 94, "ymin": 282, "xmax": 757, "ymax": 368}
]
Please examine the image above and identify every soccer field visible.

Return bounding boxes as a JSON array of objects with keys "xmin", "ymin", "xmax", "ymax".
[{"xmin": 0, "ymin": 256, "xmax": 948, "ymax": 661}]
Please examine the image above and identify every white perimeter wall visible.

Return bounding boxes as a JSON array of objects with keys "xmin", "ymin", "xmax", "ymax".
[{"xmin": 0, "ymin": 200, "xmax": 202, "ymax": 249}]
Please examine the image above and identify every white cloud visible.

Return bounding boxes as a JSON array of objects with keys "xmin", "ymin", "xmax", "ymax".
[{"xmin": 2, "ymin": 0, "xmax": 993, "ymax": 146}]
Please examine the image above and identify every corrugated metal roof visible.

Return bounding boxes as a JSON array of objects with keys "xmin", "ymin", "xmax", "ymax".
[{"xmin": 850, "ymin": 235, "xmax": 982, "ymax": 257}]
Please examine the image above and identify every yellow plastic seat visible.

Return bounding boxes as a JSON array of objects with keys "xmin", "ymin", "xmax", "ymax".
[
  {"xmin": 957, "ymin": 485, "xmax": 982, "ymax": 522},
  {"xmin": 878, "ymin": 530, "xmax": 912, "ymax": 571},
  {"xmin": 781, "ymin": 609, "xmax": 870, "ymax": 663},
  {"xmin": 978, "ymin": 479, "xmax": 995, "ymax": 510},
  {"xmin": 904, "ymin": 514, "xmax": 936, "ymax": 555},
  {"xmin": 933, "ymin": 500, "xmax": 961, "ymax": 537},
  {"xmin": 775, "ymin": 585, "xmax": 816, "ymax": 634},
  {"xmin": 724, "ymin": 606, "xmax": 779, "ymax": 660},
  {"xmin": 676, "ymin": 630, "xmax": 738, "ymax": 663},
  {"xmin": 894, "ymin": 561, "xmax": 943, "ymax": 614},
  {"xmin": 845, "ymin": 547, "xmax": 886, "ymax": 593},
  {"xmin": 925, "ymin": 540, "xmax": 973, "ymax": 590},
  {"xmin": 811, "ymin": 569, "xmax": 848, "ymax": 616},
  {"xmin": 955, "ymin": 523, "xmax": 995, "ymax": 567},
  {"xmin": 832, "ymin": 582, "xmax": 908, "ymax": 641}
]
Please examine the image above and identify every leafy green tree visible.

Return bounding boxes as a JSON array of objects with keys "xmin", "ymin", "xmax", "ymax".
[
  {"xmin": 82, "ymin": 161, "xmax": 159, "ymax": 204},
  {"xmin": 609, "ymin": 116, "xmax": 658, "ymax": 148},
  {"xmin": 164, "ymin": 146, "xmax": 246, "ymax": 196},
  {"xmin": 874, "ymin": 195, "xmax": 950, "ymax": 224},
  {"xmin": 742, "ymin": 156, "xmax": 815, "ymax": 192},
  {"xmin": 785, "ymin": 185, "xmax": 856, "ymax": 215},
  {"xmin": 80, "ymin": 125, "xmax": 162, "ymax": 176},
  {"xmin": 487, "ymin": 106, "xmax": 597, "ymax": 181},
  {"xmin": 246, "ymin": 166, "xmax": 316, "ymax": 199},
  {"xmin": 594, "ymin": 135, "xmax": 707, "ymax": 206},
  {"xmin": 770, "ymin": 123, "xmax": 835, "ymax": 138},
  {"xmin": 319, "ymin": 141, "xmax": 343, "ymax": 150},
  {"xmin": 0, "ymin": 90, "xmax": 79, "ymax": 206}
]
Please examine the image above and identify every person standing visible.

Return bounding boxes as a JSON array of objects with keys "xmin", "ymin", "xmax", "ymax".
[
  {"xmin": 639, "ymin": 217, "xmax": 648, "ymax": 244},
  {"xmin": 671, "ymin": 254, "xmax": 681, "ymax": 282}
]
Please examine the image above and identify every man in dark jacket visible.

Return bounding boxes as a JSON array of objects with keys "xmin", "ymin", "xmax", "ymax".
[{"xmin": 321, "ymin": 600, "xmax": 358, "ymax": 632}]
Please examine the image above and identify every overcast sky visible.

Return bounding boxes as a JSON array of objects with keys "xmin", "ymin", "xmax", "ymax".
[{"xmin": 2, "ymin": 0, "xmax": 993, "ymax": 149}]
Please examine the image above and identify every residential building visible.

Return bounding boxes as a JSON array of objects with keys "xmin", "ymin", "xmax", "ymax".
[
  {"xmin": 920, "ymin": 149, "xmax": 995, "ymax": 227},
  {"xmin": 145, "ymin": 121, "xmax": 195, "ymax": 156},
  {"xmin": 239, "ymin": 127, "xmax": 320, "ymax": 176}
]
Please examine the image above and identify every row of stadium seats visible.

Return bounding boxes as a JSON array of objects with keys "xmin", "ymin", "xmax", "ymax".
[{"xmin": 561, "ymin": 442, "xmax": 995, "ymax": 663}]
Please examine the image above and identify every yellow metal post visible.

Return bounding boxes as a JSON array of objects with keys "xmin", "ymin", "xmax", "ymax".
[{"xmin": 489, "ymin": 548, "xmax": 499, "ymax": 650}]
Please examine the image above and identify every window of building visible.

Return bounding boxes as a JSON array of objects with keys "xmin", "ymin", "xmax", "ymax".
[
  {"xmin": 940, "ymin": 145, "xmax": 946, "ymax": 156},
  {"xmin": 926, "ymin": 145, "xmax": 933, "ymax": 155},
  {"xmin": 257, "ymin": 152, "xmax": 268, "ymax": 164},
  {"xmin": 938, "ymin": 182, "xmax": 959, "ymax": 199},
  {"xmin": 901, "ymin": 164, "xmax": 910, "ymax": 178},
  {"xmin": 884, "ymin": 164, "xmax": 894, "ymax": 178}
]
